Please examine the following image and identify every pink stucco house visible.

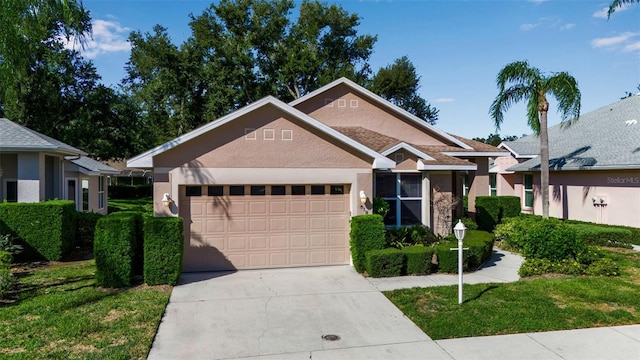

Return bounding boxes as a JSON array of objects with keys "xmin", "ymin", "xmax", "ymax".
[
  {"xmin": 128, "ymin": 78, "xmax": 506, "ymax": 271},
  {"xmin": 0, "ymin": 118, "xmax": 119, "ymax": 214},
  {"xmin": 494, "ymin": 94, "xmax": 640, "ymax": 228}
]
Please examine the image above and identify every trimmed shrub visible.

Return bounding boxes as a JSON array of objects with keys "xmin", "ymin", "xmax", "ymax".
[
  {"xmin": 350, "ymin": 215, "xmax": 385, "ymax": 273},
  {"xmin": 365, "ymin": 248, "xmax": 404, "ymax": 278},
  {"xmin": 0, "ymin": 269, "xmax": 13, "ymax": 299},
  {"xmin": 568, "ymin": 224, "xmax": 633, "ymax": 248},
  {"xmin": 94, "ymin": 212, "xmax": 143, "ymax": 288},
  {"xmin": 586, "ymin": 258, "xmax": 620, "ymax": 276},
  {"xmin": 75, "ymin": 211, "xmax": 104, "ymax": 246},
  {"xmin": 475, "ymin": 196, "xmax": 522, "ymax": 231},
  {"xmin": 434, "ymin": 230, "xmax": 495, "ymax": 273},
  {"xmin": 494, "ymin": 216, "xmax": 539, "ymax": 252},
  {"xmin": 0, "ymin": 201, "xmax": 76, "ymax": 261},
  {"xmin": 108, "ymin": 184, "xmax": 153, "ymax": 199},
  {"xmin": 143, "ymin": 216, "xmax": 184, "ymax": 285},
  {"xmin": 403, "ymin": 246, "xmax": 434, "ymax": 275},
  {"xmin": 522, "ymin": 218, "xmax": 585, "ymax": 262},
  {"xmin": 0, "ymin": 251, "xmax": 12, "ymax": 269},
  {"xmin": 460, "ymin": 217, "xmax": 478, "ymax": 231}
]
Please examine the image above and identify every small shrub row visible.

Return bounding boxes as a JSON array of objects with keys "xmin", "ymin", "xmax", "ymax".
[
  {"xmin": 0, "ymin": 250, "xmax": 13, "ymax": 299},
  {"xmin": 567, "ymin": 223, "xmax": 633, "ymax": 248},
  {"xmin": 519, "ymin": 256, "xmax": 619, "ymax": 277},
  {"xmin": 350, "ymin": 215, "xmax": 386, "ymax": 273},
  {"xmin": 75, "ymin": 211, "xmax": 104, "ymax": 246},
  {"xmin": 475, "ymin": 196, "xmax": 521, "ymax": 231},
  {"xmin": 563, "ymin": 219, "xmax": 640, "ymax": 245},
  {"xmin": 108, "ymin": 184, "xmax": 153, "ymax": 199},
  {"xmin": 94, "ymin": 212, "xmax": 184, "ymax": 288},
  {"xmin": 0, "ymin": 201, "xmax": 76, "ymax": 261},
  {"xmin": 365, "ymin": 230, "xmax": 494, "ymax": 277}
]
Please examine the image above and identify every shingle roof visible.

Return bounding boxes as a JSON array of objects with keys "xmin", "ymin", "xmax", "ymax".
[
  {"xmin": 0, "ymin": 118, "xmax": 85, "ymax": 155},
  {"xmin": 68, "ymin": 156, "xmax": 119, "ymax": 174},
  {"xmin": 332, "ymin": 126, "xmax": 477, "ymax": 167},
  {"xmin": 505, "ymin": 94, "xmax": 640, "ymax": 171}
]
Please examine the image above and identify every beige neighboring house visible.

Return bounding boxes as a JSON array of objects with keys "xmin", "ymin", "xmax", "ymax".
[
  {"xmin": 0, "ymin": 118, "xmax": 119, "ymax": 214},
  {"xmin": 128, "ymin": 78, "xmax": 506, "ymax": 272},
  {"xmin": 494, "ymin": 94, "xmax": 640, "ymax": 228}
]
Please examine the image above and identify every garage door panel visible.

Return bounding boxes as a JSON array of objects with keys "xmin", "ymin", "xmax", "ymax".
[{"xmin": 180, "ymin": 185, "xmax": 350, "ymax": 271}]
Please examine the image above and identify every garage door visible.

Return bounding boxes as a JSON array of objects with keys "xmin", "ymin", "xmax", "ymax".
[{"xmin": 179, "ymin": 184, "xmax": 351, "ymax": 271}]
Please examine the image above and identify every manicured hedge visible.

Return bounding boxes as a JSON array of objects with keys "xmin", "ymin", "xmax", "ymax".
[
  {"xmin": 0, "ymin": 201, "xmax": 76, "ymax": 261},
  {"xmin": 94, "ymin": 211, "xmax": 143, "ymax": 288},
  {"xmin": 108, "ymin": 184, "xmax": 153, "ymax": 199},
  {"xmin": 475, "ymin": 196, "xmax": 521, "ymax": 231},
  {"xmin": 403, "ymin": 245, "xmax": 434, "ymax": 275},
  {"xmin": 435, "ymin": 230, "xmax": 495, "ymax": 273},
  {"xmin": 143, "ymin": 216, "xmax": 184, "ymax": 285},
  {"xmin": 568, "ymin": 224, "xmax": 633, "ymax": 248},
  {"xmin": 350, "ymin": 215, "xmax": 386, "ymax": 273},
  {"xmin": 365, "ymin": 248, "xmax": 404, "ymax": 278}
]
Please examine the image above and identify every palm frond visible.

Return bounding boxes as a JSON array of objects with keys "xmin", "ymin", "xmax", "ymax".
[
  {"xmin": 526, "ymin": 95, "xmax": 540, "ymax": 134},
  {"xmin": 495, "ymin": 60, "xmax": 541, "ymax": 91},
  {"xmin": 608, "ymin": 0, "xmax": 638, "ymax": 18},
  {"xmin": 546, "ymin": 72, "xmax": 581, "ymax": 128},
  {"xmin": 489, "ymin": 84, "xmax": 533, "ymax": 129}
]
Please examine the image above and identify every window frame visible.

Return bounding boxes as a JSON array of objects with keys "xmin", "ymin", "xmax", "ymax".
[
  {"xmin": 375, "ymin": 172, "xmax": 423, "ymax": 227},
  {"xmin": 524, "ymin": 173, "xmax": 534, "ymax": 208},
  {"xmin": 489, "ymin": 173, "xmax": 497, "ymax": 197},
  {"xmin": 98, "ymin": 176, "xmax": 105, "ymax": 210}
]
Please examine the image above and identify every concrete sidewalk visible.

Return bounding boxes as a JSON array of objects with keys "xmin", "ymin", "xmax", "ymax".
[{"xmin": 368, "ymin": 248, "xmax": 640, "ymax": 360}]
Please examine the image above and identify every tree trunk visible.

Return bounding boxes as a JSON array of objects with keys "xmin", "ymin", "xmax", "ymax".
[{"xmin": 539, "ymin": 106, "xmax": 550, "ymax": 218}]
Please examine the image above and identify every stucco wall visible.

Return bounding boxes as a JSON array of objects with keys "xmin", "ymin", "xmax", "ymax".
[
  {"xmin": 467, "ymin": 157, "xmax": 490, "ymax": 214},
  {"xmin": 294, "ymin": 84, "xmax": 452, "ymax": 146}
]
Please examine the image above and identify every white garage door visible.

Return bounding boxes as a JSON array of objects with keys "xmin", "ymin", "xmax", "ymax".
[{"xmin": 179, "ymin": 184, "xmax": 351, "ymax": 271}]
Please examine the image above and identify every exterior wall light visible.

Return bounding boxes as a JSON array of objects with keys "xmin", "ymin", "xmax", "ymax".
[
  {"xmin": 161, "ymin": 193, "xmax": 172, "ymax": 208},
  {"xmin": 359, "ymin": 190, "xmax": 368, "ymax": 213}
]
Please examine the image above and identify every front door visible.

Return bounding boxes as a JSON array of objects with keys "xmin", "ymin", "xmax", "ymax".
[{"xmin": 66, "ymin": 178, "xmax": 79, "ymax": 211}]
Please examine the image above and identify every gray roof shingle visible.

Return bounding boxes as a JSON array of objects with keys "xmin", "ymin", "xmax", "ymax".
[
  {"xmin": 504, "ymin": 94, "xmax": 640, "ymax": 171},
  {"xmin": 68, "ymin": 156, "xmax": 119, "ymax": 174},
  {"xmin": 0, "ymin": 118, "xmax": 85, "ymax": 155}
]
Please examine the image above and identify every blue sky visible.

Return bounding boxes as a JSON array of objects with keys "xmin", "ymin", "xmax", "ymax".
[{"xmin": 79, "ymin": 0, "xmax": 639, "ymax": 139}]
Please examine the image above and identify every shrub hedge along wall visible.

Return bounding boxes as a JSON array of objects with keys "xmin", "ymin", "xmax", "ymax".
[
  {"xmin": 0, "ymin": 200, "xmax": 76, "ymax": 261},
  {"xmin": 143, "ymin": 216, "xmax": 183, "ymax": 286},
  {"xmin": 350, "ymin": 214, "xmax": 386, "ymax": 273},
  {"xmin": 94, "ymin": 212, "xmax": 143, "ymax": 288},
  {"xmin": 475, "ymin": 196, "xmax": 521, "ymax": 231},
  {"xmin": 108, "ymin": 184, "xmax": 153, "ymax": 199},
  {"xmin": 365, "ymin": 248, "xmax": 404, "ymax": 277}
]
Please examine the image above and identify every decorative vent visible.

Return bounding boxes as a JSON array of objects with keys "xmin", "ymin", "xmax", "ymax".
[
  {"xmin": 244, "ymin": 128, "xmax": 256, "ymax": 140},
  {"xmin": 625, "ymin": 119, "xmax": 637, "ymax": 126},
  {"xmin": 350, "ymin": 99, "xmax": 359, "ymax": 108},
  {"xmin": 394, "ymin": 153, "xmax": 404, "ymax": 163},
  {"xmin": 325, "ymin": 98, "xmax": 334, "ymax": 107},
  {"xmin": 282, "ymin": 129, "xmax": 293, "ymax": 141},
  {"xmin": 263, "ymin": 129, "xmax": 275, "ymax": 140},
  {"xmin": 337, "ymin": 99, "xmax": 346, "ymax": 107}
]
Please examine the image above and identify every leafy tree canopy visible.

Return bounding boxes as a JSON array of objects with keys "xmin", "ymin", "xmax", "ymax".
[{"xmin": 472, "ymin": 133, "xmax": 520, "ymax": 147}]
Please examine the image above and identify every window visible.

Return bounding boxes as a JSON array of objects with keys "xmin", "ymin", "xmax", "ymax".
[
  {"xmin": 291, "ymin": 185, "xmax": 305, "ymax": 195},
  {"xmin": 229, "ymin": 186, "xmax": 245, "ymax": 196},
  {"xmin": 524, "ymin": 174, "xmax": 534, "ymax": 208},
  {"xmin": 463, "ymin": 174, "xmax": 470, "ymax": 196},
  {"xmin": 330, "ymin": 185, "xmax": 344, "ymax": 195},
  {"xmin": 98, "ymin": 176, "xmax": 105, "ymax": 210},
  {"xmin": 311, "ymin": 185, "xmax": 325, "ymax": 195},
  {"xmin": 375, "ymin": 173, "xmax": 422, "ymax": 227},
  {"xmin": 489, "ymin": 174, "xmax": 497, "ymax": 196},
  {"xmin": 208, "ymin": 186, "xmax": 223, "ymax": 196},
  {"xmin": 271, "ymin": 185, "xmax": 286, "ymax": 195},
  {"xmin": 251, "ymin": 186, "xmax": 266, "ymax": 195},
  {"xmin": 5, "ymin": 180, "xmax": 17, "ymax": 202},
  {"xmin": 186, "ymin": 186, "xmax": 202, "ymax": 197},
  {"xmin": 82, "ymin": 179, "xmax": 89, "ymax": 211}
]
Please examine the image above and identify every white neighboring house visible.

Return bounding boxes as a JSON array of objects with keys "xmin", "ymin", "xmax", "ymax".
[{"xmin": 0, "ymin": 118, "xmax": 119, "ymax": 214}]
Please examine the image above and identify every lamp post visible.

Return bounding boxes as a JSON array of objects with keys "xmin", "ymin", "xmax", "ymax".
[{"xmin": 453, "ymin": 220, "xmax": 467, "ymax": 305}]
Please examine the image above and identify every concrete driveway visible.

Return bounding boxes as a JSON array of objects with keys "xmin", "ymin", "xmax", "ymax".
[{"xmin": 147, "ymin": 266, "xmax": 452, "ymax": 360}]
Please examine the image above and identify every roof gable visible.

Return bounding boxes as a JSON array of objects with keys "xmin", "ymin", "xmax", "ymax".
[
  {"xmin": 0, "ymin": 118, "xmax": 85, "ymax": 155},
  {"xmin": 127, "ymin": 96, "xmax": 395, "ymax": 169}
]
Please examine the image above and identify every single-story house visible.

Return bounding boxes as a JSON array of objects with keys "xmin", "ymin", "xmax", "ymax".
[
  {"xmin": 105, "ymin": 160, "xmax": 153, "ymax": 186},
  {"xmin": 0, "ymin": 118, "xmax": 119, "ymax": 214},
  {"xmin": 495, "ymin": 93, "xmax": 640, "ymax": 228},
  {"xmin": 128, "ymin": 78, "xmax": 506, "ymax": 272}
]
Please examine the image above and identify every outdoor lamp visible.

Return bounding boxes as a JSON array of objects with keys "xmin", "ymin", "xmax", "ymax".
[
  {"xmin": 161, "ymin": 193, "xmax": 172, "ymax": 208},
  {"xmin": 359, "ymin": 190, "xmax": 368, "ymax": 213},
  {"xmin": 454, "ymin": 219, "xmax": 467, "ymax": 241}
]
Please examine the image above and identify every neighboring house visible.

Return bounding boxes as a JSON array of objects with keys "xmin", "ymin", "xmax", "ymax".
[
  {"xmin": 0, "ymin": 118, "xmax": 119, "ymax": 214},
  {"xmin": 128, "ymin": 78, "xmax": 506, "ymax": 272},
  {"xmin": 495, "ymin": 94, "xmax": 640, "ymax": 228},
  {"xmin": 105, "ymin": 160, "xmax": 153, "ymax": 186}
]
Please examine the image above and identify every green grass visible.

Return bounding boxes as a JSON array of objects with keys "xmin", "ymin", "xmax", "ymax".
[
  {"xmin": 386, "ymin": 247, "xmax": 640, "ymax": 340},
  {"xmin": 108, "ymin": 197, "xmax": 153, "ymax": 213},
  {"xmin": 0, "ymin": 260, "xmax": 171, "ymax": 359}
]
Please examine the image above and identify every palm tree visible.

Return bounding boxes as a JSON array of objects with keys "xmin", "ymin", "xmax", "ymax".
[
  {"xmin": 608, "ymin": 0, "xmax": 639, "ymax": 18},
  {"xmin": 490, "ymin": 60, "xmax": 581, "ymax": 218}
]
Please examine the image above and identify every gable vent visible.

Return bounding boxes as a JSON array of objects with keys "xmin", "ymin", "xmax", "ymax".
[{"xmin": 625, "ymin": 119, "xmax": 637, "ymax": 126}]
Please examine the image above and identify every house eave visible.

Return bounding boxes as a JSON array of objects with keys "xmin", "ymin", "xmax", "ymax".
[
  {"xmin": 442, "ymin": 151, "xmax": 509, "ymax": 157},
  {"xmin": 417, "ymin": 159, "xmax": 477, "ymax": 171}
]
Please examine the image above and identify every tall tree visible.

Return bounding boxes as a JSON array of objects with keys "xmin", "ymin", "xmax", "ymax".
[
  {"xmin": 125, "ymin": 0, "xmax": 377, "ymax": 142},
  {"xmin": 489, "ymin": 60, "xmax": 581, "ymax": 218},
  {"xmin": 369, "ymin": 56, "xmax": 439, "ymax": 125},
  {"xmin": 472, "ymin": 133, "xmax": 519, "ymax": 147},
  {"xmin": 608, "ymin": 0, "xmax": 638, "ymax": 18}
]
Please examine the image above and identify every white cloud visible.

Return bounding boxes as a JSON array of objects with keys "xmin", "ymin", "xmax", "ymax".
[
  {"xmin": 593, "ymin": 3, "xmax": 632, "ymax": 18},
  {"xmin": 560, "ymin": 23, "xmax": 575, "ymax": 31},
  {"xmin": 528, "ymin": 0, "xmax": 548, "ymax": 3},
  {"xmin": 624, "ymin": 41, "xmax": 640, "ymax": 52},
  {"xmin": 64, "ymin": 19, "xmax": 131, "ymax": 59},
  {"xmin": 591, "ymin": 32, "xmax": 638, "ymax": 48},
  {"xmin": 520, "ymin": 23, "xmax": 538, "ymax": 31},
  {"xmin": 436, "ymin": 98, "xmax": 455, "ymax": 103}
]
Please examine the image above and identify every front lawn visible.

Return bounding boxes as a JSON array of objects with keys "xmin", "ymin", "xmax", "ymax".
[
  {"xmin": 108, "ymin": 197, "xmax": 153, "ymax": 213},
  {"xmin": 0, "ymin": 260, "xmax": 170, "ymax": 359},
  {"xmin": 386, "ymin": 247, "xmax": 640, "ymax": 340}
]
